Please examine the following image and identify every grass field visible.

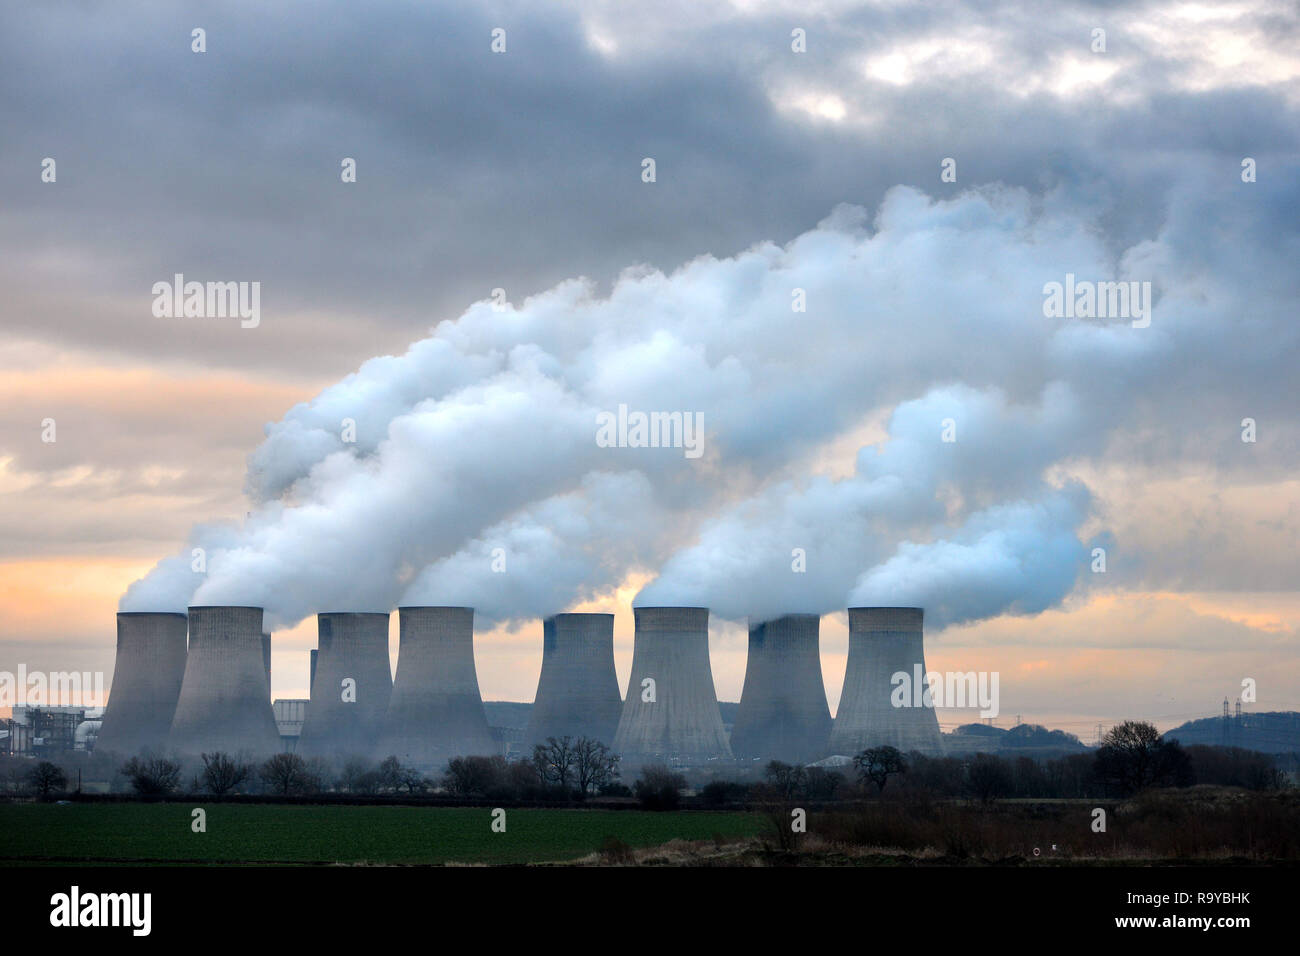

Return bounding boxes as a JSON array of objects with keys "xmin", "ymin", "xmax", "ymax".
[{"xmin": 0, "ymin": 803, "xmax": 765, "ymax": 866}]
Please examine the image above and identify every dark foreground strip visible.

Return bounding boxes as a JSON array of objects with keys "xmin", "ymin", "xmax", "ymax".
[{"xmin": 3, "ymin": 863, "xmax": 1289, "ymax": 943}]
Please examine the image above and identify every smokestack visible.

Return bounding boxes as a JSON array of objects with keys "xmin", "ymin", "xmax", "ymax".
[
  {"xmin": 262, "ymin": 631, "xmax": 272, "ymax": 694},
  {"xmin": 829, "ymin": 607, "xmax": 942, "ymax": 755},
  {"xmin": 376, "ymin": 607, "xmax": 494, "ymax": 768},
  {"xmin": 525, "ymin": 613, "xmax": 621, "ymax": 748},
  {"xmin": 95, "ymin": 612, "xmax": 188, "ymax": 755},
  {"xmin": 613, "ymin": 607, "xmax": 731, "ymax": 761},
  {"xmin": 310, "ymin": 648, "xmax": 318, "ymax": 691},
  {"xmin": 730, "ymin": 613, "xmax": 831, "ymax": 764},
  {"xmin": 168, "ymin": 606, "xmax": 282, "ymax": 757},
  {"xmin": 298, "ymin": 612, "xmax": 392, "ymax": 760}
]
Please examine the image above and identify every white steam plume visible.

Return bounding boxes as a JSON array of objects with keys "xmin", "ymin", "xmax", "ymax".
[{"xmin": 121, "ymin": 175, "xmax": 1283, "ymax": 633}]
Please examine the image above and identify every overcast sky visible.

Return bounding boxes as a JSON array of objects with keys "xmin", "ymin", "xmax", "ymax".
[{"xmin": 2, "ymin": 0, "xmax": 1297, "ymax": 736}]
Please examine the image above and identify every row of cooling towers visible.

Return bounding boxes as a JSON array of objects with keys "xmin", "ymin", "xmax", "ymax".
[{"xmin": 95, "ymin": 605, "xmax": 941, "ymax": 768}]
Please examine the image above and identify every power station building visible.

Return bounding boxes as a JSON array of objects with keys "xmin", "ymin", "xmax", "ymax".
[
  {"xmin": 524, "ymin": 613, "xmax": 621, "ymax": 748},
  {"xmin": 829, "ymin": 607, "xmax": 943, "ymax": 755},
  {"xmin": 168, "ymin": 606, "xmax": 283, "ymax": 757},
  {"xmin": 731, "ymin": 613, "xmax": 832, "ymax": 763},
  {"xmin": 95, "ymin": 612, "xmax": 188, "ymax": 756},
  {"xmin": 297, "ymin": 612, "xmax": 393, "ymax": 759},
  {"xmin": 613, "ymin": 607, "xmax": 731, "ymax": 762},
  {"xmin": 377, "ymin": 606, "xmax": 495, "ymax": 768}
]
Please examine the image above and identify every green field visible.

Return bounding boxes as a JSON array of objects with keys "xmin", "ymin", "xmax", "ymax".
[{"xmin": 0, "ymin": 803, "xmax": 764, "ymax": 865}]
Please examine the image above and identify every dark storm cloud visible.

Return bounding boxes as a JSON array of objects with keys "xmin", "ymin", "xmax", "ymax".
[{"xmin": 2, "ymin": 0, "xmax": 1295, "ymax": 374}]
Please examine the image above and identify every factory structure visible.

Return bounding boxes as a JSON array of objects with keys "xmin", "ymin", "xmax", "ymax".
[{"xmin": 92, "ymin": 603, "xmax": 945, "ymax": 768}]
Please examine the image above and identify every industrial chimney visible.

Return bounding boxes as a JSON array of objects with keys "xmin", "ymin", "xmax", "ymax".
[
  {"xmin": 94, "ymin": 612, "xmax": 188, "ymax": 756},
  {"xmin": 829, "ymin": 607, "xmax": 942, "ymax": 755},
  {"xmin": 377, "ymin": 606, "xmax": 494, "ymax": 768},
  {"xmin": 168, "ymin": 606, "xmax": 282, "ymax": 757},
  {"xmin": 524, "ymin": 613, "xmax": 621, "ymax": 748},
  {"xmin": 613, "ymin": 607, "xmax": 731, "ymax": 762},
  {"xmin": 730, "ymin": 613, "xmax": 832, "ymax": 764},
  {"xmin": 298, "ymin": 612, "xmax": 392, "ymax": 760}
]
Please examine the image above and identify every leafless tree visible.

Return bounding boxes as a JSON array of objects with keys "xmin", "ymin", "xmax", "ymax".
[
  {"xmin": 27, "ymin": 760, "xmax": 67, "ymax": 798},
  {"xmin": 532, "ymin": 736, "xmax": 577, "ymax": 792},
  {"xmin": 765, "ymin": 761, "xmax": 807, "ymax": 800},
  {"xmin": 443, "ymin": 755, "xmax": 508, "ymax": 797},
  {"xmin": 259, "ymin": 753, "xmax": 314, "ymax": 795},
  {"xmin": 1094, "ymin": 720, "xmax": 1190, "ymax": 795},
  {"xmin": 119, "ymin": 755, "xmax": 182, "ymax": 795},
  {"xmin": 854, "ymin": 746, "xmax": 906, "ymax": 793},
  {"xmin": 200, "ymin": 752, "xmax": 251, "ymax": 795},
  {"xmin": 572, "ymin": 737, "xmax": 620, "ymax": 798}
]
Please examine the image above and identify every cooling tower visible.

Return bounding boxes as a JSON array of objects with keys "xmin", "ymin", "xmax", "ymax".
[
  {"xmin": 731, "ymin": 614, "xmax": 832, "ymax": 764},
  {"xmin": 297, "ymin": 612, "xmax": 392, "ymax": 759},
  {"xmin": 168, "ymin": 606, "xmax": 282, "ymax": 757},
  {"xmin": 376, "ymin": 607, "xmax": 495, "ymax": 768},
  {"xmin": 613, "ymin": 607, "xmax": 731, "ymax": 761},
  {"xmin": 524, "ymin": 613, "xmax": 621, "ymax": 748},
  {"xmin": 829, "ymin": 607, "xmax": 942, "ymax": 756},
  {"xmin": 94, "ymin": 612, "xmax": 188, "ymax": 755}
]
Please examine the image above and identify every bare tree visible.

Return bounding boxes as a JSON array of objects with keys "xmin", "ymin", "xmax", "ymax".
[
  {"xmin": 966, "ymin": 753, "xmax": 1013, "ymax": 803},
  {"xmin": 1094, "ymin": 720, "xmax": 1190, "ymax": 795},
  {"xmin": 765, "ymin": 761, "xmax": 807, "ymax": 800},
  {"xmin": 339, "ymin": 758, "xmax": 382, "ymax": 794},
  {"xmin": 854, "ymin": 746, "xmax": 906, "ymax": 793},
  {"xmin": 201, "ymin": 752, "xmax": 251, "ymax": 795},
  {"xmin": 27, "ymin": 760, "xmax": 67, "ymax": 798},
  {"xmin": 532, "ymin": 736, "xmax": 577, "ymax": 792},
  {"xmin": 633, "ymin": 764, "xmax": 686, "ymax": 810},
  {"xmin": 120, "ymin": 755, "xmax": 183, "ymax": 795},
  {"xmin": 396, "ymin": 762, "xmax": 429, "ymax": 795},
  {"xmin": 443, "ymin": 755, "xmax": 507, "ymax": 797},
  {"xmin": 572, "ymin": 737, "xmax": 619, "ymax": 798},
  {"xmin": 259, "ymin": 753, "xmax": 314, "ymax": 795},
  {"xmin": 375, "ymin": 755, "xmax": 404, "ymax": 793}
]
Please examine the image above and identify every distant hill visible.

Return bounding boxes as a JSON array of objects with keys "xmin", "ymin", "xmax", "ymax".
[
  {"xmin": 1164, "ymin": 711, "xmax": 1300, "ymax": 755},
  {"xmin": 944, "ymin": 723, "xmax": 1088, "ymax": 756}
]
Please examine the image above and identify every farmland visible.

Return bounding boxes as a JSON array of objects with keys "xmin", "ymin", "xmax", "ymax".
[{"xmin": 0, "ymin": 803, "xmax": 764, "ymax": 866}]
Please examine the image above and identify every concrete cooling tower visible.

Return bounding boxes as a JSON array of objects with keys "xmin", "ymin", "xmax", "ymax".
[
  {"xmin": 94, "ymin": 612, "xmax": 188, "ymax": 755},
  {"xmin": 168, "ymin": 606, "xmax": 282, "ymax": 757},
  {"xmin": 829, "ymin": 607, "xmax": 942, "ymax": 756},
  {"xmin": 730, "ymin": 613, "xmax": 832, "ymax": 764},
  {"xmin": 297, "ymin": 612, "xmax": 393, "ymax": 759},
  {"xmin": 613, "ymin": 607, "xmax": 731, "ymax": 761},
  {"xmin": 524, "ymin": 613, "xmax": 621, "ymax": 748},
  {"xmin": 377, "ymin": 606, "xmax": 495, "ymax": 768}
]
